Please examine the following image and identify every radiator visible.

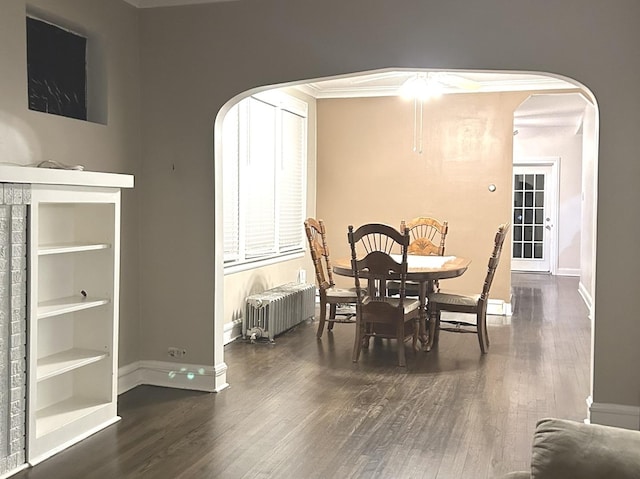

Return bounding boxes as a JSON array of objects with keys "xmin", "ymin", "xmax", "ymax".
[{"xmin": 244, "ymin": 282, "xmax": 316, "ymax": 342}]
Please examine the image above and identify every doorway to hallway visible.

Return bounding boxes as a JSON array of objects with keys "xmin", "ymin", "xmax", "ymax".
[{"xmin": 512, "ymin": 161, "xmax": 558, "ymax": 273}]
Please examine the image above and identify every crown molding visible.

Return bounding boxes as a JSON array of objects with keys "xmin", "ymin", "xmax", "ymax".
[
  {"xmin": 300, "ymin": 83, "xmax": 406, "ymax": 99},
  {"xmin": 301, "ymin": 76, "xmax": 576, "ymax": 99},
  {"xmin": 123, "ymin": 0, "xmax": 237, "ymax": 8}
]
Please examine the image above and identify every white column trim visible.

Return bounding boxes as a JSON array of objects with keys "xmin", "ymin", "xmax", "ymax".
[
  {"xmin": 587, "ymin": 396, "xmax": 640, "ymax": 430},
  {"xmin": 578, "ymin": 280, "xmax": 594, "ymax": 319},
  {"xmin": 119, "ymin": 360, "xmax": 229, "ymax": 394}
]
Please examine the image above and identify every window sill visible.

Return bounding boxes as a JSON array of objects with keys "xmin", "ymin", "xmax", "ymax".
[{"xmin": 224, "ymin": 251, "xmax": 305, "ymax": 276}]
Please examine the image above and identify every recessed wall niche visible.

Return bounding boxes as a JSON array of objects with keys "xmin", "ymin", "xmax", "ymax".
[{"xmin": 26, "ymin": 14, "xmax": 106, "ymax": 124}]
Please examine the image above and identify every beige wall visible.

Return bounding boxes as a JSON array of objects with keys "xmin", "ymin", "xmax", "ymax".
[
  {"xmin": 0, "ymin": 0, "xmax": 141, "ymax": 366},
  {"xmin": 316, "ymin": 93, "xmax": 529, "ymax": 302},
  {"xmin": 137, "ymin": 0, "xmax": 640, "ymax": 417}
]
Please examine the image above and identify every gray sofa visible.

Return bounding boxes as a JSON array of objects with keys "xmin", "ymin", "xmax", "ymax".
[{"xmin": 501, "ymin": 418, "xmax": 640, "ymax": 478}]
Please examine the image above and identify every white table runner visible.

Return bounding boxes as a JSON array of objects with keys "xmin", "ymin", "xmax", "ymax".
[{"xmin": 389, "ymin": 254, "xmax": 456, "ymax": 268}]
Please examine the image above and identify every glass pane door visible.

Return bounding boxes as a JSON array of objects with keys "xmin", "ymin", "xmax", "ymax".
[{"xmin": 512, "ymin": 165, "xmax": 554, "ymax": 272}]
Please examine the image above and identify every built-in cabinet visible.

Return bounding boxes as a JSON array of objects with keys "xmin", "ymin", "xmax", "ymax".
[
  {"xmin": 27, "ymin": 186, "xmax": 124, "ymax": 464},
  {"xmin": 0, "ymin": 166, "xmax": 133, "ymax": 471}
]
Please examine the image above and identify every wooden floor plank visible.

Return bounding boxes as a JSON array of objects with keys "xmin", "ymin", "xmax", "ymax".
[{"xmin": 14, "ymin": 273, "xmax": 590, "ymax": 479}]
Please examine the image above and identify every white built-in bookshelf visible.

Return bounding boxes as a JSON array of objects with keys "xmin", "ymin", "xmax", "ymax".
[{"xmin": 0, "ymin": 165, "xmax": 135, "ymax": 466}]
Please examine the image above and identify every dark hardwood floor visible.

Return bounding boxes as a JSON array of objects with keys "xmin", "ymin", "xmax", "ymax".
[{"xmin": 15, "ymin": 273, "xmax": 590, "ymax": 479}]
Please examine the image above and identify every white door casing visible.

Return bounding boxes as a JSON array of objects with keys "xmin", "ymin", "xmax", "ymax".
[{"xmin": 512, "ymin": 158, "xmax": 559, "ymax": 273}]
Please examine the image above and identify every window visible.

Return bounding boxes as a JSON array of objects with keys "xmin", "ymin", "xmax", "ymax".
[{"xmin": 223, "ymin": 91, "xmax": 307, "ymax": 269}]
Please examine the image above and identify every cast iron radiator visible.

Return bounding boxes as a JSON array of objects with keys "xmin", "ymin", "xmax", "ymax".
[{"xmin": 243, "ymin": 282, "xmax": 315, "ymax": 342}]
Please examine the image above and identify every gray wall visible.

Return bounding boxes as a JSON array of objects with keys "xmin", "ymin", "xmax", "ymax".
[
  {"xmin": 137, "ymin": 0, "xmax": 640, "ymax": 415},
  {"xmin": 2, "ymin": 0, "xmax": 638, "ymax": 423},
  {"xmin": 0, "ymin": 0, "xmax": 141, "ymax": 366}
]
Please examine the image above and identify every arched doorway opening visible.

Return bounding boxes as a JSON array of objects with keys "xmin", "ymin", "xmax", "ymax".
[{"xmin": 213, "ymin": 68, "xmax": 598, "ymax": 402}]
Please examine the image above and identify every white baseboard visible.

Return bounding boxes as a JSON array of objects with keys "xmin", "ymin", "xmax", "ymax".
[
  {"xmin": 487, "ymin": 299, "xmax": 511, "ymax": 316},
  {"xmin": 224, "ymin": 318, "xmax": 243, "ymax": 345},
  {"xmin": 578, "ymin": 280, "xmax": 593, "ymax": 319},
  {"xmin": 28, "ymin": 417, "xmax": 121, "ymax": 466},
  {"xmin": 119, "ymin": 360, "xmax": 229, "ymax": 394},
  {"xmin": 118, "ymin": 361, "xmax": 144, "ymax": 394},
  {"xmin": 440, "ymin": 300, "xmax": 512, "ymax": 325},
  {"xmin": 556, "ymin": 267, "xmax": 580, "ymax": 276},
  {"xmin": 587, "ymin": 396, "xmax": 640, "ymax": 430}
]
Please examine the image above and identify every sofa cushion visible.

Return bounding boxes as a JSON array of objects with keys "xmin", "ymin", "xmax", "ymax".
[{"xmin": 530, "ymin": 418, "xmax": 640, "ymax": 479}]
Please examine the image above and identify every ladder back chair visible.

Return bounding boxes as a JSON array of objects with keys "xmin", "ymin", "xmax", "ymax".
[
  {"xmin": 388, "ymin": 216, "xmax": 449, "ymax": 297},
  {"xmin": 304, "ymin": 218, "xmax": 358, "ymax": 338},
  {"xmin": 348, "ymin": 223, "xmax": 420, "ymax": 367},
  {"xmin": 426, "ymin": 223, "xmax": 510, "ymax": 353}
]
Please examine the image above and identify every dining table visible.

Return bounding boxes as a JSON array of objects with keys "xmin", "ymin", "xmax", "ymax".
[{"xmin": 332, "ymin": 254, "xmax": 471, "ymax": 351}]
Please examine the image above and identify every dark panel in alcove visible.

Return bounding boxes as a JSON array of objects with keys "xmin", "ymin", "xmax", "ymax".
[{"xmin": 26, "ymin": 17, "xmax": 87, "ymax": 121}]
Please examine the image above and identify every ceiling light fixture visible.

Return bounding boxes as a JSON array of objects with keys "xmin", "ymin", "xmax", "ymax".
[{"xmin": 399, "ymin": 73, "xmax": 444, "ymax": 101}]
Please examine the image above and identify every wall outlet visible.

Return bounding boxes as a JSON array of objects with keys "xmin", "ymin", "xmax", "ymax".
[
  {"xmin": 168, "ymin": 347, "xmax": 187, "ymax": 358},
  {"xmin": 298, "ymin": 268, "xmax": 306, "ymax": 283}
]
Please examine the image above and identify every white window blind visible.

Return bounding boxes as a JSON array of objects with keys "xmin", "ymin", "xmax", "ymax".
[
  {"xmin": 244, "ymin": 97, "xmax": 277, "ymax": 258},
  {"xmin": 222, "ymin": 92, "xmax": 307, "ymax": 268},
  {"xmin": 279, "ymin": 109, "xmax": 305, "ymax": 252}
]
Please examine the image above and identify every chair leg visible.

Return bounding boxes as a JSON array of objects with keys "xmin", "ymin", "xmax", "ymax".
[
  {"xmin": 316, "ymin": 298, "xmax": 327, "ymax": 338},
  {"xmin": 477, "ymin": 312, "xmax": 488, "ymax": 354},
  {"xmin": 484, "ymin": 314, "xmax": 490, "ymax": 348},
  {"xmin": 412, "ymin": 317, "xmax": 419, "ymax": 352},
  {"xmin": 328, "ymin": 303, "xmax": 337, "ymax": 330},
  {"xmin": 362, "ymin": 322, "xmax": 371, "ymax": 349},
  {"xmin": 352, "ymin": 320, "xmax": 363, "ymax": 362},
  {"xmin": 397, "ymin": 321, "xmax": 406, "ymax": 367}
]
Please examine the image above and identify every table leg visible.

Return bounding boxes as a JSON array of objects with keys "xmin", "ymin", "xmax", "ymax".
[
  {"xmin": 417, "ymin": 281, "xmax": 429, "ymax": 349},
  {"xmin": 424, "ymin": 280, "xmax": 436, "ymax": 352},
  {"xmin": 426, "ymin": 308, "xmax": 436, "ymax": 352}
]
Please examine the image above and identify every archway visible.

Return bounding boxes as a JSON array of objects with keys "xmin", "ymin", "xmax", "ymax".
[{"xmin": 213, "ymin": 68, "xmax": 598, "ymax": 406}]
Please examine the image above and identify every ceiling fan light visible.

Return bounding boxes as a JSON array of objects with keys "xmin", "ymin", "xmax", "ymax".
[
  {"xmin": 425, "ymin": 77, "xmax": 444, "ymax": 99},
  {"xmin": 399, "ymin": 76, "xmax": 428, "ymax": 100},
  {"xmin": 399, "ymin": 74, "xmax": 443, "ymax": 100}
]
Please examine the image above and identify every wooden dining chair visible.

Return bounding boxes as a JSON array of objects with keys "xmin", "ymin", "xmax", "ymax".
[
  {"xmin": 426, "ymin": 223, "xmax": 510, "ymax": 353},
  {"xmin": 388, "ymin": 216, "xmax": 449, "ymax": 297},
  {"xmin": 348, "ymin": 223, "xmax": 420, "ymax": 367},
  {"xmin": 305, "ymin": 218, "xmax": 359, "ymax": 338},
  {"xmin": 403, "ymin": 216, "xmax": 449, "ymax": 256}
]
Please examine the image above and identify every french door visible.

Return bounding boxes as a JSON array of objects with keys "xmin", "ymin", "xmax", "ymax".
[{"xmin": 512, "ymin": 162, "xmax": 558, "ymax": 273}]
